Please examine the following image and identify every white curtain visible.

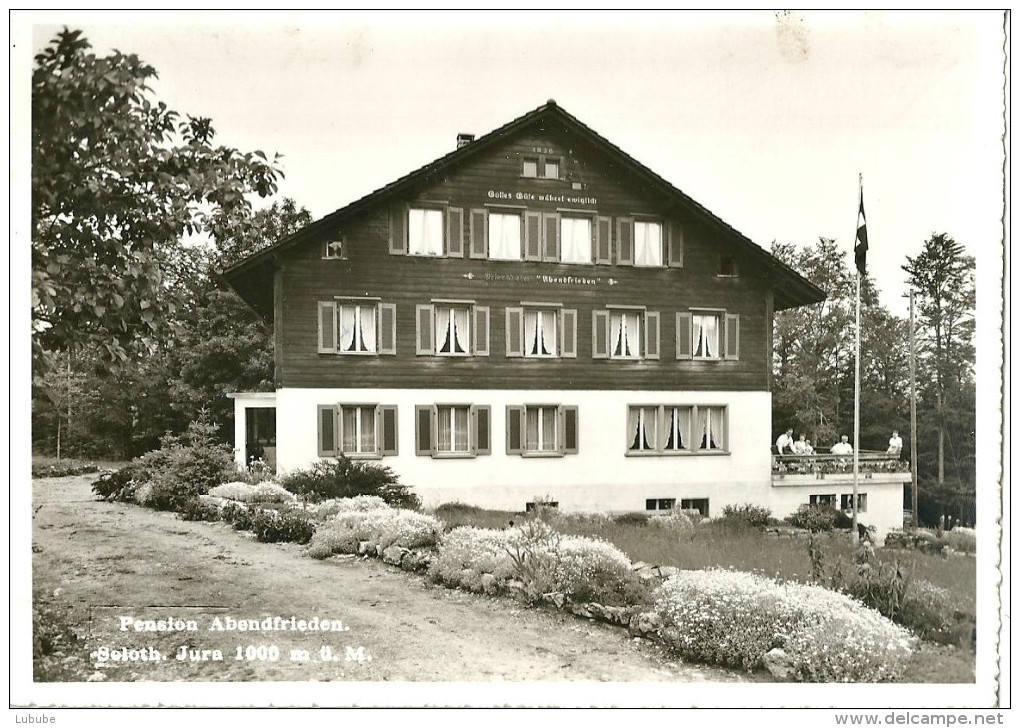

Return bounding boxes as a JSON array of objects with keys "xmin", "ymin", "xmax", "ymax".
[
  {"xmin": 453, "ymin": 308, "xmax": 469, "ymax": 354},
  {"xmin": 640, "ymin": 407, "xmax": 657, "ymax": 450},
  {"xmin": 409, "ymin": 208, "xmax": 443, "ymax": 256},
  {"xmin": 622, "ymin": 313, "xmax": 640, "ymax": 357},
  {"xmin": 703, "ymin": 315, "xmax": 718, "ymax": 357},
  {"xmin": 707, "ymin": 407, "xmax": 722, "ymax": 450},
  {"xmin": 489, "ymin": 213, "xmax": 521, "ymax": 260},
  {"xmin": 342, "ymin": 408, "xmax": 358, "ymax": 452},
  {"xmin": 666, "ymin": 407, "xmax": 689, "ymax": 450},
  {"xmin": 541, "ymin": 406, "xmax": 557, "ymax": 451},
  {"xmin": 628, "ymin": 407, "xmax": 641, "ymax": 450},
  {"xmin": 359, "ymin": 406, "xmax": 375, "ymax": 452},
  {"xmin": 525, "ymin": 408, "xmax": 539, "ymax": 451},
  {"xmin": 437, "ymin": 407, "xmax": 452, "ymax": 452},
  {"xmin": 436, "ymin": 308, "xmax": 452, "ymax": 353},
  {"xmin": 541, "ymin": 311, "xmax": 556, "ymax": 355},
  {"xmin": 697, "ymin": 407, "xmax": 710, "ymax": 450},
  {"xmin": 339, "ymin": 306, "xmax": 357, "ymax": 352},
  {"xmin": 359, "ymin": 306, "xmax": 376, "ymax": 352},
  {"xmin": 634, "ymin": 222, "xmax": 662, "ymax": 266},
  {"xmin": 561, "ymin": 218, "xmax": 591, "ymax": 263},
  {"xmin": 692, "ymin": 316, "xmax": 704, "ymax": 357},
  {"xmin": 524, "ymin": 311, "xmax": 539, "ymax": 356},
  {"xmin": 610, "ymin": 313, "xmax": 624, "ymax": 357},
  {"xmin": 453, "ymin": 407, "xmax": 469, "ymax": 452},
  {"xmin": 678, "ymin": 407, "xmax": 691, "ymax": 450}
]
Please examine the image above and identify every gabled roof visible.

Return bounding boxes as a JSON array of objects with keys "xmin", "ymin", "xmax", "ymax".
[{"xmin": 222, "ymin": 100, "xmax": 825, "ymax": 318}]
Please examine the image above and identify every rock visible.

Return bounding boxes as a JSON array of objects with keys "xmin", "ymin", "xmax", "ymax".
[
  {"xmin": 636, "ymin": 567, "xmax": 658, "ymax": 582},
  {"xmin": 603, "ymin": 606, "xmax": 631, "ymax": 626},
  {"xmin": 627, "ymin": 611, "xmax": 662, "ymax": 637},
  {"xmin": 86, "ymin": 671, "xmax": 107, "ymax": 682},
  {"xmin": 631, "ymin": 561, "xmax": 650, "ymax": 572},
  {"xmin": 763, "ymin": 647, "xmax": 796, "ymax": 680},
  {"xmin": 375, "ymin": 544, "xmax": 385, "ymax": 557},
  {"xmin": 357, "ymin": 541, "xmax": 372, "ymax": 556},
  {"xmin": 569, "ymin": 602, "xmax": 593, "ymax": 619},
  {"xmin": 541, "ymin": 592, "xmax": 566, "ymax": 609},
  {"xmin": 381, "ymin": 545, "xmax": 405, "ymax": 565},
  {"xmin": 656, "ymin": 566, "xmax": 679, "ymax": 579}
]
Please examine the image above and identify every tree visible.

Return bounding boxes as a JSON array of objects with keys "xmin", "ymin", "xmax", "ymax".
[
  {"xmin": 32, "ymin": 28, "xmax": 282, "ymax": 375},
  {"xmin": 903, "ymin": 233, "xmax": 976, "ymax": 523}
]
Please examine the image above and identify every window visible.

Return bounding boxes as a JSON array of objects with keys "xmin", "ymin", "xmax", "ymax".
[
  {"xmin": 506, "ymin": 306, "xmax": 577, "ymax": 358},
  {"xmin": 521, "ymin": 155, "xmax": 559, "ymax": 179},
  {"xmin": 323, "ymin": 237, "xmax": 346, "ymax": 259},
  {"xmin": 810, "ymin": 494, "xmax": 838, "ymax": 506},
  {"xmin": 841, "ymin": 493, "xmax": 868, "ymax": 512},
  {"xmin": 318, "ymin": 300, "xmax": 396, "ymax": 355},
  {"xmin": 317, "ymin": 404, "xmax": 397, "ymax": 458},
  {"xmin": 559, "ymin": 217, "xmax": 593, "ymax": 264},
  {"xmin": 488, "ymin": 212, "xmax": 522, "ymax": 260},
  {"xmin": 416, "ymin": 303, "xmax": 489, "ymax": 356},
  {"xmin": 634, "ymin": 221, "xmax": 663, "ymax": 267},
  {"xmin": 693, "ymin": 313, "xmax": 721, "ymax": 359},
  {"xmin": 626, "ymin": 405, "xmax": 725, "ymax": 455},
  {"xmin": 681, "ymin": 498, "xmax": 710, "ymax": 517},
  {"xmin": 646, "ymin": 498, "xmax": 676, "ymax": 511},
  {"xmin": 522, "ymin": 158, "xmax": 539, "ymax": 178},
  {"xmin": 526, "ymin": 501, "xmax": 559, "ymax": 512},
  {"xmin": 543, "ymin": 158, "xmax": 560, "ymax": 180},
  {"xmin": 593, "ymin": 308, "xmax": 660, "ymax": 360},
  {"xmin": 408, "ymin": 207, "xmax": 444, "ymax": 256},
  {"xmin": 719, "ymin": 255, "xmax": 737, "ymax": 277},
  {"xmin": 506, "ymin": 405, "xmax": 579, "ymax": 457},
  {"xmin": 676, "ymin": 311, "xmax": 739, "ymax": 361},
  {"xmin": 610, "ymin": 311, "xmax": 642, "ymax": 359},
  {"xmin": 415, "ymin": 404, "xmax": 491, "ymax": 458}
]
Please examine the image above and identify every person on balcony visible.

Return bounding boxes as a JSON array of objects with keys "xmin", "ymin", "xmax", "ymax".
[
  {"xmin": 775, "ymin": 428, "xmax": 795, "ymax": 454},
  {"xmin": 887, "ymin": 430, "xmax": 903, "ymax": 456},
  {"xmin": 804, "ymin": 439, "xmax": 815, "ymax": 454},
  {"xmin": 830, "ymin": 435, "xmax": 854, "ymax": 456},
  {"xmin": 792, "ymin": 434, "xmax": 811, "ymax": 454}
]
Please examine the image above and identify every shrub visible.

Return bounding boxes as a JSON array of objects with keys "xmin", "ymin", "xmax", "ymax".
[
  {"xmin": 33, "ymin": 458, "xmax": 98, "ymax": 478},
  {"xmin": 942, "ymin": 528, "xmax": 976, "ymax": 555},
  {"xmin": 91, "ymin": 463, "xmax": 150, "ymax": 503},
  {"xmin": 279, "ymin": 457, "xmax": 419, "ymax": 508},
  {"xmin": 649, "ymin": 510, "xmax": 695, "ymax": 534},
  {"xmin": 552, "ymin": 535, "xmax": 649, "ymax": 606},
  {"xmin": 249, "ymin": 508, "xmax": 316, "ymax": 544},
  {"xmin": 310, "ymin": 495, "xmax": 391, "ymax": 518},
  {"xmin": 653, "ymin": 569, "xmax": 915, "ymax": 682},
  {"xmin": 613, "ymin": 512, "xmax": 650, "ymax": 526},
  {"xmin": 138, "ymin": 417, "xmax": 236, "ymax": 512},
  {"xmin": 722, "ymin": 503, "xmax": 772, "ymax": 529},
  {"xmin": 221, "ymin": 502, "xmax": 256, "ymax": 531},
  {"xmin": 788, "ymin": 504, "xmax": 852, "ymax": 532},
  {"xmin": 427, "ymin": 527, "xmax": 521, "ymax": 594},
  {"xmin": 208, "ymin": 481, "xmax": 297, "ymax": 504},
  {"xmin": 305, "ymin": 508, "xmax": 442, "ymax": 559},
  {"xmin": 897, "ymin": 580, "xmax": 957, "ymax": 643},
  {"xmin": 176, "ymin": 498, "xmax": 222, "ymax": 522},
  {"xmin": 239, "ymin": 457, "xmax": 275, "ymax": 485}
]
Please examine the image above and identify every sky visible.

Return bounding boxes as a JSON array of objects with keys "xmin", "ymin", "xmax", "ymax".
[{"xmin": 21, "ymin": 11, "xmax": 1004, "ymax": 316}]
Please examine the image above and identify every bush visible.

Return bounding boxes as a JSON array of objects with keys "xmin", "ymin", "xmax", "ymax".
[
  {"xmin": 279, "ymin": 457, "xmax": 419, "ymax": 508},
  {"xmin": 310, "ymin": 495, "xmax": 390, "ymax": 518},
  {"xmin": 648, "ymin": 510, "xmax": 695, "ymax": 534},
  {"xmin": 91, "ymin": 463, "xmax": 151, "ymax": 503},
  {"xmin": 613, "ymin": 512, "xmax": 650, "ymax": 526},
  {"xmin": 722, "ymin": 503, "xmax": 772, "ymax": 529},
  {"xmin": 898, "ymin": 580, "xmax": 957, "ymax": 643},
  {"xmin": 552, "ymin": 535, "xmax": 650, "ymax": 606},
  {"xmin": 788, "ymin": 504, "xmax": 852, "ymax": 532},
  {"xmin": 221, "ymin": 502, "xmax": 256, "ymax": 531},
  {"xmin": 653, "ymin": 569, "xmax": 915, "ymax": 681},
  {"xmin": 942, "ymin": 528, "xmax": 976, "ymax": 555},
  {"xmin": 208, "ymin": 481, "xmax": 297, "ymax": 504},
  {"xmin": 305, "ymin": 508, "xmax": 443, "ymax": 559},
  {"xmin": 249, "ymin": 508, "xmax": 316, "ymax": 544},
  {"xmin": 427, "ymin": 527, "xmax": 521, "ymax": 594},
  {"xmin": 176, "ymin": 498, "xmax": 222, "ymax": 522},
  {"xmin": 33, "ymin": 458, "xmax": 98, "ymax": 478}
]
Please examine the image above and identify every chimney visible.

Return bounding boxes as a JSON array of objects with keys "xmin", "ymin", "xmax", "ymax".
[{"xmin": 456, "ymin": 133, "xmax": 475, "ymax": 149}]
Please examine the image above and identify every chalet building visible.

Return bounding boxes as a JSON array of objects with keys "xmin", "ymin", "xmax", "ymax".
[{"xmin": 223, "ymin": 100, "xmax": 909, "ymax": 536}]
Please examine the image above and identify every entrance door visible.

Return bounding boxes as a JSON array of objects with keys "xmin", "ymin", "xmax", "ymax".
[{"xmin": 245, "ymin": 407, "xmax": 277, "ymax": 470}]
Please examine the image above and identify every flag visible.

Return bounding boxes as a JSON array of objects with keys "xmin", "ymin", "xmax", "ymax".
[{"xmin": 854, "ymin": 186, "xmax": 868, "ymax": 276}]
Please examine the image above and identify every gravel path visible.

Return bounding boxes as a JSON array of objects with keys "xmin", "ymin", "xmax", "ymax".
[{"xmin": 32, "ymin": 475, "xmax": 748, "ymax": 684}]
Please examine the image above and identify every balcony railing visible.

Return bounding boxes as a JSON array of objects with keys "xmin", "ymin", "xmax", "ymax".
[{"xmin": 772, "ymin": 451, "xmax": 909, "ymax": 478}]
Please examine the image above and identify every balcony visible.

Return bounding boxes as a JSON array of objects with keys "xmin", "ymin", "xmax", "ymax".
[{"xmin": 771, "ymin": 452, "xmax": 911, "ymax": 487}]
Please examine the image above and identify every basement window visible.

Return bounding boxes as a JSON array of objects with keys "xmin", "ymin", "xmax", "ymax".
[{"xmin": 645, "ymin": 498, "xmax": 676, "ymax": 511}]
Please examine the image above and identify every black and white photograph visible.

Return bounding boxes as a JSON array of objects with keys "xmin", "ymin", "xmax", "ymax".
[{"xmin": 11, "ymin": 9, "xmax": 1009, "ymax": 714}]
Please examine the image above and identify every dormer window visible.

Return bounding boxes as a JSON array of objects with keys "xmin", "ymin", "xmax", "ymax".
[
  {"xmin": 323, "ymin": 238, "xmax": 346, "ymax": 259},
  {"xmin": 542, "ymin": 158, "xmax": 560, "ymax": 180},
  {"xmin": 522, "ymin": 158, "xmax": 539, "ymax": 178}
]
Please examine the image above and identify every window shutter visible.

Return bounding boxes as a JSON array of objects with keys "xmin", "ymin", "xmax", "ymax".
[
  {"xmin": 592, "ymin": 309, "xmax": 609, "ymax": 359},
  {"xmin": 645, "ymin": 311, "xmax": 661, "ymax": 360},
  {"xmin": 595, "ymin": 216, "xmax": 613, "ymax": 264},
  {"xmin": 472, "ymin": 405, "xmax": 491, "ymax": 456},
  {"xmin": 474, "ymin": 306, "xmax": 490, "ymax": 356},
  {"xmin": 318, "ymin": 301, "xmax": 337, "ymax": 353},
  {"xmin": 560, "ymin": 308, "xmax": 577, "ymax": 358},
  {"xmin": 617, "ymin": 217, "xmax": 634, "ymax": 266},
  {"xmin": 505, "ymin": 307, "xmax": 524, "ymax": 357},
  {"xmin": 676, "ymin": 312, "xmax": 693, "ymax": 360},
  {"xmin": 378, "ymin": 303, "xmax": 397, "ymax": 355},
  {"xmin": 317, "ymin": 405, "xmax": 337, "ymax": 457},
  {"xmin": 416, "ymin": 304, "xmax": 435, "ymax": 355},
  {"xmin": 542, "ymin": 212, "xmax": 560, "ymax": 262},
  {"xmin": 561, "ymin": 405, "xmax": 579, "ymax": 455},
  {"xmin": 389, "ymin": 205, "xmax": 407, "ymax": 255},
  {"xmin": 506, "ymin": 405, "xmax": 524, "ymax": 455},
  {"xmin": 448, "ymin": 207, "xmax": 465, "ymax": 257},
  {"xmin": 415, "ymin": 405, "xmax": 434, "ymax": 456},
  {"xmin": 469, "ymin": 208, "xmax": 487, "ymax": 259},
  {"xmin": 524, "ymin": 211, "xmax": 543, "ymax": 261},
  {"xmin": 724, "ymin": 313, "xmax": 740, "ymax": 360},
  {"xmin": 667, "ymin": 221, "xmax": 684, "ymax": 268},
  {"xmin": 380, "ymin": 405, "xmax": 398, "ymax": 455}
]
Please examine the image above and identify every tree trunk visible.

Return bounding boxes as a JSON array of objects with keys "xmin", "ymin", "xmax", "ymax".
[{"xmin": 937, "ymin": 388, "xmax": 945, "ymax": 486}]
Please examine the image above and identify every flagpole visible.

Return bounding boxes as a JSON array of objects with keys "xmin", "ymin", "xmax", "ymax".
[{"xmin": 852, "ymin": 174, "xmax": 862, "ymax": 542}]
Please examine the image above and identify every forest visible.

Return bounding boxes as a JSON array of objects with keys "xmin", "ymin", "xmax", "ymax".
[{"xmin": 29, "ymin": 29, "xmax": 978, "ymax": 527}]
